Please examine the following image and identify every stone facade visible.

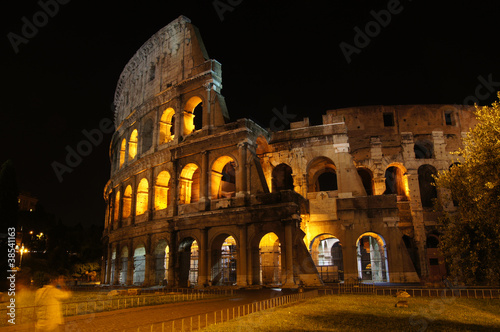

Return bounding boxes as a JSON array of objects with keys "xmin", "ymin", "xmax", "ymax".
[{"xmin": 101, "ymin": 16, "xmax": 476, "ymax": 287}]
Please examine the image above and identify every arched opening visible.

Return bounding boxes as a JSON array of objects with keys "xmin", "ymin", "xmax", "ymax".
[
  {"xmin": 414, "ymin": 140, "xmax": 433, "ymax": 159},
  {"xmin": 356, "ymin": 233, "xmax": 389, "ymax": 282},
  {"xmin": 154, "ymin": 240, "xmax": 169, "ymax": 285},
  {"xmin": 133, "ymin": 245, "xmax": 146, "ymax": 285},
  {"xmin": 272, "ymin": 163, "xmax": 294, "ymax": 192},
  {"xmin": 178, "ymin": 238, "xmax": 199, "ymax": 287},
  {"xmin": 211, "ymin": 235, "xmax": 237, "ymax": 286},
  {"xmin": 113, "ymin": 191, "xmax": 120, "ymax": 222},
  {"xmin": 123, "ymin": 185, "xmax": 132, "ymax": 218},
  {"xmin": 259, "ymin": 232, "xmax": 281, "ymax": 286},
  {"xmin": 384, "ymin": 165, "xmax": 408, "ymax": 200},
  {"xmin": 155, "ymin": 171, "xmax": 171, "ymax": 210},
  {"xmin": 129, "ymin": 129, "xmax": 138, "ymax": 160},
  {"xmin": 119, "ymin": 246, "xmax": 128, "ymax": 285},
  {"xmin": 159, "ymin": 108, "xmax": 175, "ymax": 144},
  {"xmin": 183, "ymin": 96, "xmax": 203, "ymax": 136},
  {"xmin": 309, "ymin": 234, "xmax": 344, "ymax": 282},
  {"xmin": 418, "ymin": 164, "xmax": 438, "ymax": 208},
  {"xmin": 426, "ymin": 235, "xmax": 446, "ymax": 281},
  {"xmin": 141, "ymin": 119, "xmax": 154, "ymax": 153},
  {"xmin": 180, "ymin": 164, "xmax": 200, "ymax": 204},
  {"xmin": 211, "ymin": 156, "xmax": 236, "ymax": 199},
  {"xmin": 357, "ymin": 168, "xmax": 373, "ymax": 196},
  {"xmin": 136, "ymin": 179, "xmax": 149, "ymax": 215},
  {"xmin": 119, "ymin": 139, "xmax": 126, "ymax": 168},
  {"xmin": 308, "ymin": 157, "xmax": 337, "ymax": 192}
]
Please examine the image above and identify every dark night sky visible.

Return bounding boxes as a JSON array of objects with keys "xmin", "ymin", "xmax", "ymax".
[{"xmin": 1, "ymin": 0, "xmax": 499, "ymax": 227}]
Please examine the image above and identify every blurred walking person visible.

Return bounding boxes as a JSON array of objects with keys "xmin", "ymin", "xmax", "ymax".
[{"xmin": 35, "ymin": 276, "xmax": 71, "ymax": 331}]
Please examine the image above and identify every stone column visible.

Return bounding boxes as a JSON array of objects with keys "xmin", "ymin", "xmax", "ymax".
[
  {"xmin": 130, "ymin": 176, "xmax": 137, "ymax": 225},
  {"xmin": 205, "ymin": 83, "xmax": 212, "ymax": 129},
  {"xmin": 200, "ymin": 150, "xmax": 210, "ymax": 206},
  {"xmin": 237, "ymin": 224, "xmax": 248, "ymax": 286},
  {"xmin": 236, "ymin": 142, "xmax": 248, "ymax": 197},
  {"xmin": 144, "ymin": 235, "xmax": 152, "ymax": 286},
  {"xmin": 283, "ymin": 220, "xmax": 295, "ymax": 287},
  {"xmin": 117, "ymin": 185, "xmax": 124, "ymax": 229},
  {"xmin": 148, "ymin": 171, "xmax": 155, "ymax": 221},
  {"xmin": 198, "ymin": 228, "xmax": 208, "ymax": 287},
  {"xmin": 168, "ymin": 232, "xmax": 176, "ymax": 286},
  {"xmin": 172, "ymin": 160, "xmax": 179, "ymax": 216},
  {"xmin": 341, "ymin": 224, "xmax": 358, "ymax": 281},
  {"xmin": 127, "ymin": 239, "xmax": 134, "ymax": 285}
]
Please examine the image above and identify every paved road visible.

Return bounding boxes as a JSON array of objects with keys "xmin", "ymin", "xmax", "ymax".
[{"xmin": 6, "ymin": 289, "xmax": 296, "ymax": 331}]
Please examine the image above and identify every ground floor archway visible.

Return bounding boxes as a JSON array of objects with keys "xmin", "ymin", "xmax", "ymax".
[
  {"xmin": 258, "ymin": 232, "xmax": 281, "ymax": 286},
  {"xmin": 154, "ymin": 240, "xmax": 169, "ymax": 285},
  {"xmin": 178, "ymin": 238, "xmax": 199, "ymax": 287},
  {"xmin": 356, "ymin": 233, "xmax": 389, "ymax": 282},
  {"xmin": 133, "ymin": 245, "xmax": 146, "ymax": 285},
  {"xmin": 211, "ymin": 235, "xmax": 237, "ymax": 286},
  {"xmin": 309, "ymin": 234, "xmax": 344, "ymax": 282}
]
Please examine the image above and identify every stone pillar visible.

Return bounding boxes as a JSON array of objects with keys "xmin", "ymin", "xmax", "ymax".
[
  {"xmin": 148, "ymin": 171, "xmax": 155, "ymax": 221},
  {"xmin": 113, "ymin": 243, "xmax": 120, "ymax": 285},
  {"xmin": 144, "ymin": 235, "xmax": 152, "ymax": 286},
  {"xmin": 127, "ymin": 239, "xmax": 134, "ymax": 285},
  {"xmin": 168, "ymin": 232, "xmax": 176, "ymax": 286},
  {"xmin": 172, "ymin": 160, "xmax": 179, "ymax": 216},
  {"xmin": 237, "ymin": 224, "xmax": 248, "ymax": 286},
  {"xmin": 432, "ymin": 131, "xmax": 446, "ymax": 160},
  {"xmin": 198, "ymin": 228, "xmax": 208, "ymax": 287},
  {"xmin": 401, "ymin": 132, "xmax": 414, "ymax": 161},
  {"xmin": 117, "ymin": 185, "xmax": 124, "ymax": 229},
  {"xmin": 283, "ymin": 220, "xmax": 295, "ymax": 287},
  {"xmin": 204, "ymin": 83, "xmax": 212, "ymax": 129},
  {"xmin": 130, "ymin": 176, "xmax": 137, "ymax": 225},
  {"xmin": 341, "ymin": 224, "xmax": 358, "ymax": 281},
  {"xmin": 175, "ymin": 97, "xmax": 184, "ymax": 142},
  {"xmin": 200, "ymin": 151, "xmax": 210, "ymax": 205},
  {"xmin": 237, "ymin": 142, "xmax": 248, "ymax": 197}
]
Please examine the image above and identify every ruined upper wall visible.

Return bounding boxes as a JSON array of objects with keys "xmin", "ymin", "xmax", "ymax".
[
  {"xmin": 113, "ymin": 16, "xmax": 219, "ymax": 127},
  {"xmin": 325, "ymin": 105, "xmax": 477, "ymax": 154}
]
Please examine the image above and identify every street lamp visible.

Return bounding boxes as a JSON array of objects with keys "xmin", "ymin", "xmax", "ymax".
[{"xmin": 20, "ymin": 246, "xmax": 28, "ymax": 269}]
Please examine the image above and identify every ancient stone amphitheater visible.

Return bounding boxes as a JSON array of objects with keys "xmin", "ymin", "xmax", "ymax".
[{"xmin": 101, "ymin": 16, "xmax": 475, "ymax": 288}]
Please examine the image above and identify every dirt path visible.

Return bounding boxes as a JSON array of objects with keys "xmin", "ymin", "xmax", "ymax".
[{"xmin": 6, "ymin": 289, "xmax": 294, "ymax": 331}]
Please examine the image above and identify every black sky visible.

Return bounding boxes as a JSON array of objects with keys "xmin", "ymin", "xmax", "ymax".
[{"xmin": 1, "ymin": 0, "xmax": 499, "ymax": 227}]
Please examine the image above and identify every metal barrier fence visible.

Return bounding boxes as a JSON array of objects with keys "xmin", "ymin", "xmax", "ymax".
[
  {"xmin": 1, "ymin": 288, "xmax": 233, "ymax": 326},
  {"xmin": 318, "ymin": 287, "xmax": 500, "ymax": 299},
  {"xmin": 125, "ymin": 290, "xmax": 319, "ymax": 332}
]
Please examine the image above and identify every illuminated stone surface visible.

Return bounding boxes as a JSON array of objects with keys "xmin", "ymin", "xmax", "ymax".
[{"xmin": 102, "ymin": 16, "xmax": 476, "ymax": 287}]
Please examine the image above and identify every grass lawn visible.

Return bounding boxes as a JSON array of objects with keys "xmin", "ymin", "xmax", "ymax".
[{"xmin": 202, "ymin": 294, "xmax": 500, "ymax": 331}]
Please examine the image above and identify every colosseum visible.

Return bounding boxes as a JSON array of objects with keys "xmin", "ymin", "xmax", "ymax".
[{"xmin": 101, "ymin": 16, "xmax": 476, "ymax": 288}]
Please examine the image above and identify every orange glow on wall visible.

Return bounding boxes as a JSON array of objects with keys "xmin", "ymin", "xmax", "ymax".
[
  {"xmin": 119, "ymin": 139, "xmax": 126, "ymax": 168},
  {"xmin": 129, "ymin": 129, "xmax": 138, "ymax": 160},
  {"xmin": 211, "ymin": 156, "xmax": 236, "ymax": 199},
  {"xmin": 183, "ymin": 96, "xmax": 202, "ymax": 135},
  {"xmin": 159, "ymin": 108, "xmax": 175, "ymax": 143},
  {"xmin": 136, "ymin": 178, "xmax": 149, "ymax": 215},
  {"xmin": 114, "ymin": 191, "xmax": 120, "ymax": 221},
  {"xmin": 179, "ymin": 163, "xmax": 199, "ymax": 204},
  {"xmin": 123, "ymin": 185, "xmax": 132, "ymax": 218},
  {"xmin": 155, "ymin": 171, "xmax": 170, "ymax": 210}
]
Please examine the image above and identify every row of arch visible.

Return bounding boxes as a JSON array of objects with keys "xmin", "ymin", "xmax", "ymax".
[
  {"xmin": 117, "ymin": 96, "xmax": 204, "ymax": 170},
  {"xmin": 105, "ymin": 231, "xmax": 395, "ymax": 286},
  {"xmin": 272, "ymin": 160, "xmax": 439, "ymax": 208},
  {"xmin": 112, "ymin": 156, "xmax": 236, "ymax": 222}
]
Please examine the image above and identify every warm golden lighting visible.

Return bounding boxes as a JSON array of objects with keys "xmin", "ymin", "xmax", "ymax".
[
  {"xmin": 114, "ymin": 191, "xmax": 120, "ymax": 221},
  {"xmin": 129, "ymin": 129, "xmax": 138, "ymax": 160},
  {"xmin": 180, "ymin": 163, "xmax": 199, "ymax": 204},
  {"xmin": 183, "ymin": 96, "xmax": 202, "ymax": 135},
  {"xmin": 120, "ymin": 139, "xmax": 126, "ymax": 167},
  {"xmin": 211, "ymin": 156, "xmax": 236, "ymax": 199},
  {"xmin": 123, "ymin": 185, "xmax": 132, "ymax": 218},
  {"xmin": 155, "ymin": 171, "xmax": 170, "ymax": 210},
  {"xmin": 136, "ymin": 178, "xmax": 149, "ymax": 215},
  {"xmin": 159, "ymin": 108, "xmax": 175, "ymax": 143}
]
